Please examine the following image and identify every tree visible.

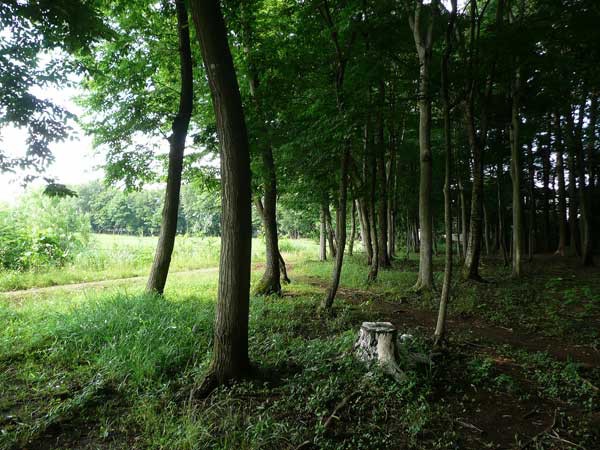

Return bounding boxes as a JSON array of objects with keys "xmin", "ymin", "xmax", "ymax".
[
  {"xmin": 146, "ymin": 0, "xmax": 194, "ymax": 294},
  {"xmin": 409, "ymin": 0, "xmax": 438, "ymax": 292},
  {"xmin": 189, "ymin": 0, "xmax": 253, "ymax": 390}
]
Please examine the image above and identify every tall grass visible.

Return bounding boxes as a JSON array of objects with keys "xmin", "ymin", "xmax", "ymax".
[{"xmin": 0, "ymin": 235, "xmax": 319, "ymax": 292}]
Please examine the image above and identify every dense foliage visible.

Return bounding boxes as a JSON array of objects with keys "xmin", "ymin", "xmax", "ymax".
[{"xmin": 0, "ymin": 192, "xmax": 90, "ymax": 270}]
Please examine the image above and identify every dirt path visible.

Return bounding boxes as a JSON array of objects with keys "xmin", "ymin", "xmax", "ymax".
[{"xmin": 0, "ymin": 267, "xmax": 218, "ymax": 299}]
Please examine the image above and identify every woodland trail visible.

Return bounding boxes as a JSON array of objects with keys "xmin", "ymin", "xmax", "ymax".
[{"xmin": 0, "ymin": 267, "xmax": 219, "ymax": 299}]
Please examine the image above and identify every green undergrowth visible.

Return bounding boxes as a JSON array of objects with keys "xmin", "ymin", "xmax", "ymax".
[{"xmin": 1, "ymin": 250, "xmax": 599, "ymax": 449}]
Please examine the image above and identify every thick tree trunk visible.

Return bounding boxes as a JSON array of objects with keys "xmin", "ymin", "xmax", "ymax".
[
  {"xmin": 146, "ymin": 0, "xmax": 193, "ymax": 295},
  {"xmin": 254, "ymin": 179, "xmax": 281, "ymax": 296},
  {"xmin": 554, "ymin": 113, "xmax": 568, "ymax": 256},
  {"xmin": 190, "ymin": 0, "xmax": 252, "ymax": 387},
  {"xmin": 510, "ymin": 68, "xmax": 523, "ymax": 277}
]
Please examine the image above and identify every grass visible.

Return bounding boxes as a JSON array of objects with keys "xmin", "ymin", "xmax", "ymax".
[
  {"xmin": 0, "ymin": 234, "xmax": 316, "ymax": 292},
  {"xmin": 0, "ymin": 240, "xmax": 599, "ymax": 449}
]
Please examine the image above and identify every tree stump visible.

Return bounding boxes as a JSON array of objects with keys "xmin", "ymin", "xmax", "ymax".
[{"xmin": 353, "ymin": 322, "xmax": 406, "ymax": 382}]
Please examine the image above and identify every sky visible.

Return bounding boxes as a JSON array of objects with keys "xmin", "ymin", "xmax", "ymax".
[{"xmin": 0, "ymin": 84, "xmax": 104, "ymax": 203}]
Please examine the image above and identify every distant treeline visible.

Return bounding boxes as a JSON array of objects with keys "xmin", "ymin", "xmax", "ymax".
[{"xmin": 74, "ymin": 181, "xmax": 315, "ymax": 238}]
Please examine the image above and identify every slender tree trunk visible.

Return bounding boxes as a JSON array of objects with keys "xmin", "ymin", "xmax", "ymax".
[
  {"xmin": 578, "ymin": 96, "xmax": 595, "ymax": 266},
  {"xmin": 497, "ymin": 162, "xmax": 509, "ymax": 266},
  {"xmin": 510, "ymin": 68, "xmax": 523, "ymax": 277},
  {"xmin": 565, "ymin": 112, "xmax": 581, "ymax": 256},
  {"xmin": 456, "ymin": 194, "xmax": 463, "ymax": 260},
  {"xmin": 322, "ymin": 145, "xmax": 350, "ymax": 308},
  {"xmin": 527, "ymin": 141, "xmax": 535, "ymax": 262},
  {"xmin": 319, "ymin": 203, "xmax": 327, "ymax": 261},
  {"xmin": 541, "ymin": 131, "xmax": 551, "ymax": 252},
  {"xmin": 458, "ymin": 176, "xmax": 468, "ymax": 257},
  {"xmin": 410, "ymin": 0, "xmax": 437, "ymax": 292},
  {"xmin": 349, "ymin": 200, "xmax": 356, "ymax": 256},
  {"xmin": 146, "ymin": 0, "xmax": 193, "ymax": 295},
  {"xmin": 190, "ymin": 0, "xmax": 252, "ymax": 388},
  {"xmin": 325, "ymin": 202, "xmax": 337, "ymax": 258},
  {"xmin": 368, "ymin": 143, "xmax": 379, "ymax": 282},
  {"xmin": 387, "ymin": 130, "xmax": 397, "ymax": 260},
  {"xmin": 554, "ymin": 113, "xmax": 568, "ymax": 256},
  {"xmin": 434, "ymin": 0, "xmax": 456, "ymax": 346},
  {"xmin": 358, "ymin": 198, "xmax": 373, "ymax": 263},
  {"xmin": 376, "ymin": 83, "xmax": 390, "ymax": 268},
  {"xmin": 483, "ymin": 203, "xmax": 490, "ymax": 256},
  {"xmin": 463, "ymin": 101, "xmax": 484, "ymax": 280}
]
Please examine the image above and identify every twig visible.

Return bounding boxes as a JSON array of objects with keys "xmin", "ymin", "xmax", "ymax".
[
  {"xmin": 549, "ymin": 430, "xmax": 585, "ymax": 449},
  {"xmin": 323, "ymin": 392, "xmax": 357, "ymax": 431},
  {"xmin": 456, "ymin": 419, "xmax": 484, "ymax": 434},
  {"xmin": 520, "ymin": 408, "xmax": 558, "ymax": 449}
]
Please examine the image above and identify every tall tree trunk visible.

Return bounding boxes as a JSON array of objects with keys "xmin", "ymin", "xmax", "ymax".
[
  {"xmin": 497, "ymin": 162, "xmax": 509, "ymax": 266},
  {"xmin": 324, "ymin": 202, "xmax": 337, "ymax": 258},
  {"xmin": 348, "ymin": 200, "xmax": 356, "ymax": 256},
  {"xmin": 190, "ymin": 0, "xmax": 252, "ymax": 388},
  {"xmin": 483, "ymin": 203, "xmax": 490, "ymax": 256},
  {"xmin": 254, "ymin": 180, "xmax": 281, "ymax": 296},
  {"xmin": 463, "ymin": 101, "xmax": 484, "ymax": 280},
  {"xmin": 541, "ymin": 128, "xmax": 551, "ymax": 252},
  {"xmin": 146, "ymin": 0, "xmax": 193, "ymax": 295},
  {"xmin": 409, "ymin": 0, "xmax": 437, "ymax": 292},
  {"xmin": 434, "ymin": 0, "xmax": 456, "ymax": 346},
  {"xmin": 358, "ymin": 198, "xmax": 372, "ymax": 263},
  {"xmin": 387, "ymin": 129, "xmax": 397, "ymax": 260},
  {"xmin": 510, "ymin": 67, "xmax": 523, "ymax": 277},
  {"xmin": 368, "ymin": 142, "xmax": 379, "ymax": 282},
  {"xmin": 527, "ymin": 141, "xmax": 535, "ymax": 262},
  {"xmin": 322, "ymin": 146, "xmax": 350, "ymax": 308},
  {"xmin": 319, "ymin": 203, "xmax": 327, "ymax": 261},
  {"xmin": 554, "ymin": 113, "xmax": 568, "ymax": 256},
  {"xmin": 578, "ymin": 96, "xmax": 595, "ymax": 266},
  {"xmin": 376, "ymin": 82, "xmax": 390, "ymax": 267},
  {"xmin": 565, "ymin": 112, "xmax": 581, "ymax": 256},
  {"xmin": 458, "ymin": 175, "xmax": 468, "ymax": 257}
]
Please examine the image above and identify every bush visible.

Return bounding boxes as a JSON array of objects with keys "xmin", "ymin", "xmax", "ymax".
[{"xmin": 0, "ymin": 191, "xmax": 91, "ymax": 270}]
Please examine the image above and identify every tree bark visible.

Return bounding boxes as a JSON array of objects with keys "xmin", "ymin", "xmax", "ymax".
[
  {"xmin": 324, "ymin": 201, "xmax": 337, "ymax": 258},
  {"xmin": 190, "ymin": 0, "xmax": 252, "ymax": 388},
  {"xmin": 349, "ymin": 200, "xmax": 356, "ymax": 256},
  {"xmin": 320, "ymin": 203, "xmax": 327, "ymax": 261},
  {"xmin": 510, "ymin": 83, "xmax": 523, "ymax": 276},
  {"xmin": 435, "ymin": 0, "xmax": 456, "ymax": 346},
  {"xmin": 254, "ymin": 189, "xmax": 281, "ymax": 296},
  {"xmin": 409, "ymin": 0, "xmax": 437, "ymax": 292},
  {"xmin": 554, "ymin": 113, "xmax": 568, "ymax": 256},
  {"xmin": 578, "ymin": 96, "xmax": 595, "ymax": 266},
  {"xmin": 146, "ymin": 0, "xmax": 193, "ymax": 295},
  {"xmin": 527, "ymin": 141, "xmax": 535, "ymax": 262},
  {"xmin": 565, "ymin": 111, "xmax": 581, "ymax": 256},
  {"xmin": 376, "ymin": 82, "xmax": 390, "ymax": 268}
]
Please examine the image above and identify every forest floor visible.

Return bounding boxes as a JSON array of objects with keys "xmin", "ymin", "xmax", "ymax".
[{"xmin": 1, "ymin": 244, "xmax": 599, "ymax": 449}]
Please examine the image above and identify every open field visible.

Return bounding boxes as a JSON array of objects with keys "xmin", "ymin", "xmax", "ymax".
[
  {"xmin": 1, "ymin": 236, "xmax": 599, "ymax": 449},
  {"xmin": 0, "ymin": 234, "xmax": 315, "ymax": 292}
]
